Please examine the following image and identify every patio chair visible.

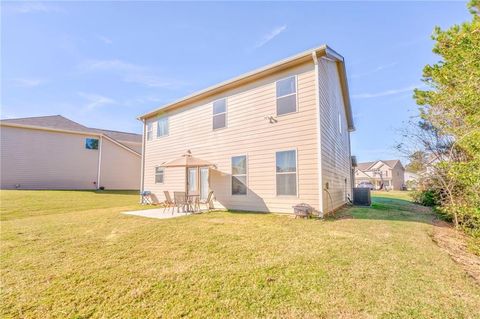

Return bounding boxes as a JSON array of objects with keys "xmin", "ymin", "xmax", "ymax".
[
  {"xmin": 173, "ymin": 191, "xmax": 188, "ymax": 214},
  {"xmin": 199, "ymin": 191, "xmax": 214, "ymax": 212},
  {"xmin": 140, "ymin": 191, "xmax": 152, "ymax": 205},
  {"xmin": 163, "ymin": 191, "xmax": 175, "ymax": 214}
]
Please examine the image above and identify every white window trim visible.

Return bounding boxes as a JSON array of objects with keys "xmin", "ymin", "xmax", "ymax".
[
  {"xmin": 156, "ymin": 116, "xmax": 169, "ymax": 138},
  {"xmin": 275, "ymin": 148, "xmax": 299, "ymax": 197},
  {"xmin": 212, "ymin": 97, "xmax": 228, "ymax": 131},
  {"xmin": 146, "ymin": 123, "xmax": 153, "ymax": 141},
  {"xmin": 154, "ymin": 166, "xmax": 165, "ymax": 184},
  {"xmin": 275, "ymin": 75, "xmax": 298, "ymax": 117},
  {"xmin": 231, "ymin": 154, "xmax": 248, "ymax": 196}
]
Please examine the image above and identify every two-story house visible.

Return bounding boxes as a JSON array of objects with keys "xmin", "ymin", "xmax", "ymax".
[
  {"xmin": 0, "ymin": 115, "xmax": 142, "ymax": 190},
  {"xmin": 138, "ymin": 45, "xmax": 355, "ymax": 215},
  {"xmin": 355, "ymin": 160, "xmax": 405, "ymax": 190}
]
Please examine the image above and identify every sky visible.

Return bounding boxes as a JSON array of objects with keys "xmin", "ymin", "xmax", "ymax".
[{"xmin": 1, "ymin": 1, "xmax": 471, "ymax": 163}]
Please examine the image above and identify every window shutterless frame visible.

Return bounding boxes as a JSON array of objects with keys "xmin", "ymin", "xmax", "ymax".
[
  {"xmin": 146, "ymin": 123, "xmax": 153, "ymax": 141},
  {"xmin": 231, "ymin": 155, "xmax": 248, "ymax": 196},
  {"xmin": 275, "ymin": 75, "xmax": 298, "ymax": 117},
  {"xmin": 212, "ymin": 98, "xmax": 228, "ymax": 131},
  {"xmin": 156, "ymin": 116, "xmax": 169, "ymax": 138},
  {"xmin": 274, "ymin": 148, "xmax": 299, "ymax": 197},
  {"xmin": 154, "ymin": 166, "xmax": 164, "ymax": 184}
]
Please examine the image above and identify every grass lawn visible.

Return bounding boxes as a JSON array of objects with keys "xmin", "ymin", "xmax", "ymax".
[{"xmin": 1, "ymin": 190, "xmax": 479, "ymax": 318}]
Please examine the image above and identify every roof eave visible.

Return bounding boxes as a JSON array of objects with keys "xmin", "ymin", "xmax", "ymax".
[
  {"xmin": 137, "ymin": 45, "xmax": 330, "ymax": 120},
  {"xmin": 0, "ymin": 122, "xmax": 141, "ymax": 156},
  {"xmin": 137, "ymin": 44, "xmax": 355, "ymax": 132}
]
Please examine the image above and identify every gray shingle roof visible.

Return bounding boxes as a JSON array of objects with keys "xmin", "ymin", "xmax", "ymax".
[
  {"xmin": 1, "ymin": 115, "xmax": 91, "ymax": 133},
  {"xmin": 356, "ymin": 160, "xmax": 401, "ymax": 171},
  {"xmin": 1, "ymin": 115, "xmax": 141, "ymax": 147}
]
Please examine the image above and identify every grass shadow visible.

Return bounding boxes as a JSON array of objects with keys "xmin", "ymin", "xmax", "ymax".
[{"xmin": 332, "ymin": 196, "xmax": 435, "ymax": 225}]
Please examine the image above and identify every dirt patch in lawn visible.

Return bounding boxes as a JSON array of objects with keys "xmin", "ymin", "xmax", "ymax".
[{"xmin": 431, "ymin": 218, "xmax": 480, "ymax": 284}]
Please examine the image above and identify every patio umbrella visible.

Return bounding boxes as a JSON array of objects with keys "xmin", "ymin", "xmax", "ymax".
[
  {"xmin": 160, "ymin": 150, "xmax": 215, "ymax": 168},
  {"xmin": 160, "ymin": 150, "xmax": 215, "ymax": 196}
]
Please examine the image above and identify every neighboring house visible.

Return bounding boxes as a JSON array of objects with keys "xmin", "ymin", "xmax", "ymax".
[
  {"xmin": 0, "ymin": 115, "xmax": 141, "ymax": 190},
  {"xmin": 138, "ymin": 45, "xmax": 355, "ymax": 215},
  {"xmin": 355, "ymin": 160, "xmax": 405, "ymax": 190}
]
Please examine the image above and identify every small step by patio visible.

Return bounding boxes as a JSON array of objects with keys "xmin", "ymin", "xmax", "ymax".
[{"xmin": 122, "ymin": 208, "xmax": 192, "ymax": 220}]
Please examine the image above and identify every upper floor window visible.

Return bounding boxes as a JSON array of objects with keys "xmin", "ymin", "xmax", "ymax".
[
  {"xmin": 276, "ymin": 76, "xmax": 297, "ymax": 116},
  {"xmin": 276, "ymin": 150, "xmax": 297, "ymax": 196},
  {"xmin": 146, "ymin": 123, "xmax": 153, "ymax": 141},
  {"xmin": 157, "ymin": 117, "xmax": 169, "ymax": 138},
  {"xmin": 213, "ymin": 98, "xmax": 227, "ymax": 130},
  {"xmin": 85, "ymin": 138, "xmax": 99, "ymax": 150},
  {"xmin": 232, "ymin": 155, "xmax": 247, "ymax": 195}
]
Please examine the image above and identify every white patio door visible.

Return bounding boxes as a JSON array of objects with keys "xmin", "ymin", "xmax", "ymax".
[
  {"xmin": 200, "ymin": 167, "xmax": 209, "ymax": 200},
  {"xmin": 188, "ymin": 168, "xmax": 197, "ymax": 194}
]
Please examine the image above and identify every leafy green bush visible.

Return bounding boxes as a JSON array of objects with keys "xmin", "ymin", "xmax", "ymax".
[{"xmin": 412, "ymin": 189, "xmax": 440, "ymax": 207}]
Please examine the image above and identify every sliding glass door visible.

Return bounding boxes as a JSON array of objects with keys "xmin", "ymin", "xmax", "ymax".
[{"xmin": 200, "ymin": 167, "xmax": 209, "ymax": 200}]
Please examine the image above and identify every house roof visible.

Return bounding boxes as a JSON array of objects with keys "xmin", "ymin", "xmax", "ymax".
[
  {"xmin": 356, "ymin": 160, "xmax": 402, "ymax": 171},
  {"xmin": 1, "ymin": 115, "xmax": 91, "ymax": 133},
  {"xmin": 0, "ymin": 115, "xmax": 141, "ymax": 153},
  {"xmin": 356, "ymin": 161, "xmax": 376, "ymax": 171},
  {"xmin": 89, "ymin": 128, "xmax": 142, "ymax": 144},
  {"xmin": 137, "ymin": 44, "xmax": 355, "ymax": 131}
]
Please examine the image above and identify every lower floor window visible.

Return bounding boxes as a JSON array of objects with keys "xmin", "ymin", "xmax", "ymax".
[
  {"xmin": 232, "ymin": 155, "xmax": 247, "ymax": 195},
  {"xmin": 155, "ymin": 167, "xmax": 164, "ymax": 184},
  {"xmin": 276, "ymin": 150, "xmax": 297, "ymax": 196}
]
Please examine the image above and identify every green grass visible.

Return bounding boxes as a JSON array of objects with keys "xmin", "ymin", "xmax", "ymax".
[{"xmin": 1, "ymin": 190, "xmax": 479, "ymax": 318}]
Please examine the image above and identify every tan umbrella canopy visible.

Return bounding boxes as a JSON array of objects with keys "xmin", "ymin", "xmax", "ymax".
[
  {"xmin": 160, "ymin": 150, "xmax": 215, "ymax": 196},
  {"xmin": 160, "ymin": 150, "xmax": 215, "ymax": 168}
]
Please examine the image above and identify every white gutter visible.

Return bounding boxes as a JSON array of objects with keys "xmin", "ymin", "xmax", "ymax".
[
  {"xmin": 139, "ymin": 118, "xmax": 146, "ymax": 202},
  {"xmin": 97, "ymin": 135, "xmax": 103, "ymax": 189},
  {"xmin": 312, "ymin": 51, "xmax": 324, "ymax": 217}
]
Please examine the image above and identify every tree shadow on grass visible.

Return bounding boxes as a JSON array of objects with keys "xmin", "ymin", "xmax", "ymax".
[{"xmin": 330, "ymin": 196, "xmax": 436, "ymax": 225}]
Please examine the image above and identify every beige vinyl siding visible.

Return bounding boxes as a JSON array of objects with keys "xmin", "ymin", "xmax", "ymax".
[
  {"xmin": 143, "ymin": 62, "xmax": 319, "ymax": 213},
  {"xmin": 318, "ymin": 58, "xmax": 352, "ymax": 212},
  {"xmin": 391, "ymin": 164, "xmax": 405, "ymax": 190},
  {"xmin": 119, "ymin": 141, "xmax": 142, "ymax": 153},
  {"xmin": 99, "ymin": 138, "xmax": 141, "ymax": 190},
  {"xmin": 0, "ymin": 126, "xmax": 99, "ymax": 189}
]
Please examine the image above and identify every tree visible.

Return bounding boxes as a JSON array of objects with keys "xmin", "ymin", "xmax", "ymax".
[
  {"xmin": 405, "ymin": 151, "xmax": 428, "ymax": 173},
  {"xmin": 409, "ymin": 0, "xmax": 480, "ymax": 239}
]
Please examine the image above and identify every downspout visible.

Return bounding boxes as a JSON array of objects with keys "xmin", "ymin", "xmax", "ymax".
[
  {"xmin": 97, "ymin": 135, "xmax": 103, "ymax": 189},
  {"xmin": 312, "ymin": 51, "xmax": 324, "ymax": 217},
  {"xmin": 140, "ymin": 118, "xmax": 146, "ymax": 203}
]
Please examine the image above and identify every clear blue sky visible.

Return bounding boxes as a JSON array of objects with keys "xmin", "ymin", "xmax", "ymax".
[{"xmin": 1, "ymin": 1, "xmax": 470, "ymax": 163}]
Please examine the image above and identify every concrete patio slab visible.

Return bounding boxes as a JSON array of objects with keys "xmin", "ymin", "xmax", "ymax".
[{"xmin": 122, "ymin": 208, "xmax": 191, "ymax": 220}]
